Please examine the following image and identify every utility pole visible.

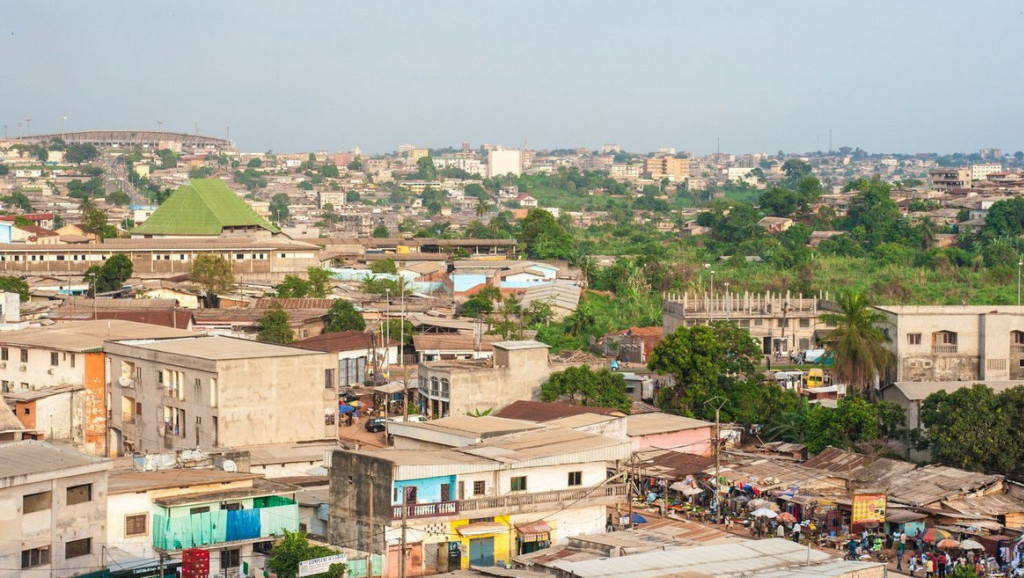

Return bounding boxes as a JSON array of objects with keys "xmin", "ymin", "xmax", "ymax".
[
  {"xmin": 401, "ymin": 277, "xmax": 408, "ymax": 421},
  {"xmin": 400, "ymin": 491, "xmax": 408, "ymax": 578},
  {"xmin": 367, "ymin": 473, "xmax": 375, "ymax": 578},
  {"xmin": 704, "ymin": 396, "xmax": 726, "ymax": 524},
  {"xmin": 626, "ymin": 454, "xmax": 634, "ymax": 530}
]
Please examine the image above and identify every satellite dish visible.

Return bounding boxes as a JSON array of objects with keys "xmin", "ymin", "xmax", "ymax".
[
  {"xmin": 222, "ymin": 460, "xmax": 237, "ymax": 473},
  {"xmin": 118, "ymin": 376, "xmax": 132, "ymax": 387}
]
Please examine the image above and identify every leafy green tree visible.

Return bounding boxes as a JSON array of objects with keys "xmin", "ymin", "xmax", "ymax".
[
  {"xmin": 415, "ymin": 156, "xmax": 437, "ymax": 180},
  {"xmin": 258, "ymin": 303, "xmax": 294, "ymax": 343},
  {"xmin": 648, "ymin": 321, "xmax": 761, "ymax": 417},
  {"xmin": 382, "ymin": 318, "xmax": 414, "ymax": 345},
  {"xmin": 347, "ymin": 157, "xmax": 362, "ymax": 170},
  {"xmin": 369, "ymin": 259, "xmax": 397, "ymax": 274},
  {"xmin": 326, "ymin": 299, "xmax": 366, "ymax": 332},
  {"xmin": 247, "ymin": 157, "xmax": 263, "ymax": 168},
  {"xmin": 541, "ymin": 366, "xmax": 632, "ymax": 413},
  {"xmin": 361, "ymin": 276, "xmax": 402, "ymax": 296},
  {"xmin": 64, "ymin": 143, "xmax": 99, "ymax": 164},
  {"xmin": 307, "ymin": 267, "xmax": 333, "ymax": 298},
  {"xmin": 921, "ymin": 384, "xmax": 1022, "ymax": 475},
  {"xmin": 372, "ymin": 224, "xmax": 390, "ymax": 238},
  {"xmin": 276, "ymin": 275, "xmax": 312, "ymax": 298},
  {"xmin": 2, "ymin": 191, "xmax": 32, "ymax": 212},
  {"xmin": 268, "ymin": 529, "xmax": 346, "ymax": 578},
  {"xmin": 0, "ymin": 276, "xmax": 30, "ymax": 301},
  {"xmin": 270, "ymin": 193, "xmax": 290, "ymax": 222},
  {"xmin": 820, "ymin": 291, "xmax": 893, "ymax": 400},
  {"xmin": 84, "ymin": 254, "xmax": 134, "ymax": 295},
  {"xmin": 155, "ymin": 149, "xmax": 178, "ymax": 169},
  {"xmin": 106, "ymin": 190, "xmax": 131, "ymax": 206},
  {"xmin": 189, "ymin": 254, "xmax": 235, "ymax": 298}
]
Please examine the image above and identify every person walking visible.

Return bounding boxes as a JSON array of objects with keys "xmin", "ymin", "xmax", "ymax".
[
  {"xmin": 897, "ymin": 539, "xmax": 906, "ymax": 571},
  {"xmin": 925, "ymin": 554, "xmax": 934, "ymax": 578},
  {"xmin": 908, "ymin": 554, "xmax": 918, "ymax": 577}
]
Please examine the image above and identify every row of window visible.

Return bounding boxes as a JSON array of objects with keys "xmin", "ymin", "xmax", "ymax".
[
  {"xmin": 0, "ymin": 348, "xmax": 77, "ymax": 367},
  {"xmin": 23, "ymin": 484, "xmax": 92, "ymax": 514},
  {"xmin": 395, "ymin": 472, "xmax": 583, "ymax": 503},
  {"xmin": 21, "ymin": 538, "xmax": 92, "ymax": 568}
]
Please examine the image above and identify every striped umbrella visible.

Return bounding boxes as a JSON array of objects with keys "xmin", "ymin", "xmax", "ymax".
[{"xmin": 921, "ymin": 528, "xmax": 953, "ymax": 543}]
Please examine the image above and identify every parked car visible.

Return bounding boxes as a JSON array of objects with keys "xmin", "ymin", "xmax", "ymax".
[
  {"xmin": 365, "ymin": 417, "xmax": 387, "ymax": 433},
  {"xmin": 389, "ymin": 414, "xmax": 428, "ymax": 423}
]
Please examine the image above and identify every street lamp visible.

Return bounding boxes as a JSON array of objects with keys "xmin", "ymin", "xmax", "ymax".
[
  {"xmin": 724, "ymin": 282, "xmax": 730, "ymax": 320},
  {"xmin": 709, "ymin": 270, "xmax": 716, "ymax": 324}
]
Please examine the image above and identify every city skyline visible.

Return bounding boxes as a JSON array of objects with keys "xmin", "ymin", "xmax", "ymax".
[{"xmin": 4, "ymin": 1, "xmax": 1023, "ymax": 156}]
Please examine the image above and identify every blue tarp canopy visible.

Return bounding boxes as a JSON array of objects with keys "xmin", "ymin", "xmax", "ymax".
[{"xmin": 338, "ymin": 404, "xmax": 357, "ymax": 415}]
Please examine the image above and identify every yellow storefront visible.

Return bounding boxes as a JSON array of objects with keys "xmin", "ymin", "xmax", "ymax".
[{"xmin": 449, "ymin": 515, "xmax": 512, "ymax": 569}]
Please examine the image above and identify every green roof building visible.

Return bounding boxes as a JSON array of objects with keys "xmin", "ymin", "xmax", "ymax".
[{"xmin": 131, "ymin": 179, "xmax": 280, "ymax": 237}]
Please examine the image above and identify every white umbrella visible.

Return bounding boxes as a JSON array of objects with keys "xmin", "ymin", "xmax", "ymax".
[
  {"xmin": 960, "ymin": 539, "xmax": 985, "ymax": 551},
  {"xmin": 751, "ymin": 508, "xmax": 778, "ymax": 518}
]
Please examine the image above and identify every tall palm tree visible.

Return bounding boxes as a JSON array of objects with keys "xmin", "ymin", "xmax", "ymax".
[{"xmin": 820, "ymin": 291, "xmax": 894, "ymax": 400}]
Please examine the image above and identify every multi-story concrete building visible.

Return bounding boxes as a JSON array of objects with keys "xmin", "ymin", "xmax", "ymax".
[
  {"xmin": 417, "ymin": 341, "xmax": 550, "ymax": 418},
  {"xmin": 104, "ymin": 335, "xmax": 337, "ymax": 455},
  {"xmin": 0, "ymin": 440, "xmax": 112, "ymax": 578},
  {"xmin": 927, "ymin": 167, "xmax": 971, "ymax": 191},
  {"xmin": 876, "ymin": 305, "xmax": 1024, "ymax": 383},
  {"xmin": 487, "ymin": 149, "xmax": 522, "ymax": 178},
  {"xmin": 0, "ymin": 237, "xmax": 320, "ymax": 283},
  {"xmin": 662, "ymin": 292, "xmax": 834, "ymax": 356},
  {"xmin": 644, "ymin": 156, "xmax": 690, "ymax": 182},
  {"xmin": 0, "ymin": 321, "xmax": 195, "ymax": 456},
  {"xmin": 971, "ymin": 163, "xmax": 1003, "ymax": 182},
  {"xmin": 327, "ymin": 427, "xmax": 630, "ymax": 576},
  {"xmin": 877, "ymin": 305, "xmax": 1024, "ymax": 439}
]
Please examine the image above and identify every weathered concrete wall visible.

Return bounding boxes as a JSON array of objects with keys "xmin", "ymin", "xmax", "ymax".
[{"xmin": 328, "ymin": 450, "xmax": 394, "ymax": 553}]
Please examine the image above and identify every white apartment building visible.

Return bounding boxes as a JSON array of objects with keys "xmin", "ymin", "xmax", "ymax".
[
  {"xmin": 971, "ymin": 163, "xmax": 1003, "ymax": 182},
  {"xmin": 487, "ymin": 149, "xmax": 522, "ymax": 178}
]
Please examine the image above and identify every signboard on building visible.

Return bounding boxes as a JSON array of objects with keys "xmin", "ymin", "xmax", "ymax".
[
  {"xmin": 851, "ymin": 490, "xmax": 886, "ymax": 531},
  {"xmin": 298, "ymin": 553, "xmax": 348, "ymax": 577}
]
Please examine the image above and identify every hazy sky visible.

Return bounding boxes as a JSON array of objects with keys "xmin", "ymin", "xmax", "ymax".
[{"xmin": 4, "ymin": 1, "xmax": 1022, "ymax": 156}]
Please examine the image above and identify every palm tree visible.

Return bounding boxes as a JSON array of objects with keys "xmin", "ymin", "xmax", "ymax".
[{"xmin": 820, "ymin": 290, "xmax": 894, "ymax": 400}]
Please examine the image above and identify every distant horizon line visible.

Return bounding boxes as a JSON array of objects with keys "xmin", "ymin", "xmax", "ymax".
[{"xmin": 1, "ymin": 129, "xmax": 1015, "ymax": 160}]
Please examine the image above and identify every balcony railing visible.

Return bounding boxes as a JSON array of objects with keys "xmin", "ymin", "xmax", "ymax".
[
  {"xmin": 932, "ymin": 344, "xmax": 959, "ymax": 354},
  {"xmin": 1011, "ymin": 344, "xmax": 1024, "ymax": 354},
  {"xmin": 392, "ymin": 501, "xmax": 459, "ymax": 519},
  {"xmin": 391, "ymin": 483, "xmax": 627, "ymax": 520}
]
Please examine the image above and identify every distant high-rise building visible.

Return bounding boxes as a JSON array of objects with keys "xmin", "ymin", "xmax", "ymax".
[
  {"xmin": 644, "ymin": 156, "xmax": 690, "ymax": 182},
  {"xmin": 488, "ymin": 149, "xmax": 522, "ymax": 178},
  {"xmin": 462, "ymin": 141, "xmax": 471, "ymax": 152},
  {"xmin": 656, "ymin": 147, "xmax": 676, "ymax": 156},
  {"xmin": 971, "ymin": 163, "xmax": 1003, "ymax": 182},
  {"xmin": 928, "ymin": 167, "xmax": 971, "ymax": 191},
  {"xmin": 397, "ymin": 144, "xmax": 415, "ymax": 155}
]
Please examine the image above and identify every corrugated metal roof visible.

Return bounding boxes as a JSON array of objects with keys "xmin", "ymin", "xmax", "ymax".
[
  {"xmin": 0, "ymin": 319, "xmax": 194, "ymax": 352},
  {"xmin": 0, "ymin": 397, "xmax": 23, "ymax": 432},
  {"xmin": 108, "ymin": 468, "xmax": 263, "ymax": 494},
  {"xmin": 626, "ymin": 413, "xmax": 714, "ymax": 436},
  {"xmin": 0, "ymin": 440, "xmax": 110, "ymax": 480},
  {"xmin": 886, "ymin": 465, "xmax": 1003, "ymax": 507},
  {"xmin": 495, "ymin": 400, "xmax": 625, "ymax": 422},
  {"xmin": 551, "ymin": 539, "xmax": 836, "ymax": 578}
]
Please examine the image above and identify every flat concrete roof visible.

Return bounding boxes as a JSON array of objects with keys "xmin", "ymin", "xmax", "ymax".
[
  {"xmin": 108, "ymin": 468, "xmax": 263, "ymax": 494},
  {"xmin": 626, "ymin": 412, "xmax": 714, "ymax": 437},
  {"xmin": 493, "ymin": 340, "xmax": 549, "ymax": 351},
  {"xmin": 0, "ymin": 320, "xmax": 195, "ymax": 352},
  {"xmin": 888, "ymin": 380, "xmax": 1024, "ymax": 401},
  {"xmin": 112, "ymin": 335, "xmax": 324, "ymax": 360}
]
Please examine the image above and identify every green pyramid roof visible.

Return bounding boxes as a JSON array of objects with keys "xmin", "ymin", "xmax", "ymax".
[{"xmin": 131, "ymin": 179, "xmax": 280, "ymax": 236}]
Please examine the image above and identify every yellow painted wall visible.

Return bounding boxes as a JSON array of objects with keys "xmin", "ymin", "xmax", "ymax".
[{"xmin": 449, "ymin": 515, "xmax": 512, "ymax": 569}]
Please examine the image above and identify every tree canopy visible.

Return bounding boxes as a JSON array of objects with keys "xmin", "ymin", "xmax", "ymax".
[
  {"xmin": 189, "ymin": 254, "xmax": 235, "ymax": 298},
  {"xmin": 257, "ymin": 303, "xmax": 294, "ymax": 344},
  {"xmin": 326, "ymin": 299, "xmax": 366, "ymax": 332},
  {"xmin": 0, "ymin": 276, "xmax": 30, "ymax": 301},
  {"xmin": 921, "ymin": 384, "xmax": 1024, "ymax": 477},
  {"xmin": 83, "ymin": 254, "xmax": 133, "ymax": 295},
  {"xmin": 268, "ymin": 529, "xmax": 346, "ymax": 578},
  {"xmin": 541, "ymin": 365, "xmax": 632, "ymax": 413}
]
